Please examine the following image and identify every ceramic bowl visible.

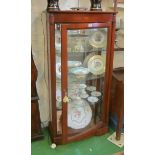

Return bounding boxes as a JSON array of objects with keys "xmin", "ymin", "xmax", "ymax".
[
  {"xmin": 70, "ymin": 67, "xmax": 90, "ymax": 78},
  {"xmin": 68, "ymin": 61, "xmax": 82, "ymax": 68}
]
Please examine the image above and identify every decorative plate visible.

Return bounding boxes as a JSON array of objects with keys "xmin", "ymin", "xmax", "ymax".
[
  {"xmin": 87, "ymin": 96, "xmax": 99, "ymax": 103},
  {"xmin": 89, "ymin": 30, "xmax": 107, "ymax": 48},
  {"xmin": 68, "ymin": 99, "xmax": 92, "ymax": 129},
  {"xmin": 88, "ymin": 55, "xmax": 105, "ymax": 75},
  {"xmin": 91, "ymin": 91, "xmax": 102, "ymax": 97},
  {"xmin": 86, "ymin": 86, "xmax": 96, "ymax": 92},
  {"xmin": 80, "ymin": 93, "xmax": 89, "ymax": 99},
  {"xmin": 83, "ymin": 53, "xmax": 96, "ymax": 67}
]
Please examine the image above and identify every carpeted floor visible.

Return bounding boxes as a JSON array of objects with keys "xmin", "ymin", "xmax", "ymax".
[
  {"xmin": 112, "ymin": 152, "xmax": 124, "ymax": 155},
  {"xmin": 31, "ymin": 128, "xmax": 124, "ymax": 155}
]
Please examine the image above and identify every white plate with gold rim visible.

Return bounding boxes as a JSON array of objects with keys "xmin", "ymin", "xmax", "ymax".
[
  {"xmin": 88, "ymin": 55, "xmax": 105, "ymax": 75},
  {"xmin": 83, "ymin": 53, "xmax": 96, "ymax": 67},
  {"xmin": 89, "ymin": 30, "xmax": 107, "ymax": 48}
]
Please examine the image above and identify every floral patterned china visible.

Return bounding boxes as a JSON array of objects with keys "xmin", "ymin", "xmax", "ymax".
[{"xmin": 68, "ymin": 99, "xmax": 92, "ymax": 129}]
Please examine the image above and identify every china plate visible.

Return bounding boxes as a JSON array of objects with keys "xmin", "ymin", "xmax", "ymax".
[
  {"xmin": 79, "ymin": 84, "xmax": 87, "ymax": 89},
  {"xmin": 83, "ymin": 53, "xmax": 96, "ymax": 67},
  {"xmin": 89, "ymin": 30, "xmax": 107, "ymax": 48},
  {"xmin": 86, "ymin": 86, "xmax": 96, "ymax": 92},
  {"xmin": 91, "ymin": 91, "xmax": 102, "ymax": 97},
  {"xmin": 68, "ymin": 99, "xmax": 92, "ymax": 129},
  {"xmin": 87, "ymin": 96, "xmax": 99, "ymax": 103},
  {"xmin": 88, "ymin": 55, "xmax": 105, "ymax": 75},
  {"xmin": 80, "ymin": 93, "xmax": 89, "ymax": 99}
]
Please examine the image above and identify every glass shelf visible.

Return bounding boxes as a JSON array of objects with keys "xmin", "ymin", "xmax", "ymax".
[
  {"xmin": 56, "ymin": 73, "xmax": 105, "ymax": 84},
  {"xmin": 68, "ymin": 34, "xmax": 89, "ymax": 37},
  {"xmin": 56, "ymin": 49, "xmax": 107, "ymax": 54}
]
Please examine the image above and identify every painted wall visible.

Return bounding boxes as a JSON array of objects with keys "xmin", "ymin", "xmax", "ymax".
[{"xmin": 31, "ymin": 0, "xmax": 124, "ymax": 126}]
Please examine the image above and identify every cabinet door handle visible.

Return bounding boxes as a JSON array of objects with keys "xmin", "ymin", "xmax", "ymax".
[{"xmin": 63, "ymin": 96, "xmax": 69, "ymax": 103}]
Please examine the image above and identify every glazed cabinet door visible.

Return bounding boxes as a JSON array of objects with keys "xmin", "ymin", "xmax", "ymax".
[{"xmin": 54, "ymin": 23, "xmax": 112, "ymax": 143}]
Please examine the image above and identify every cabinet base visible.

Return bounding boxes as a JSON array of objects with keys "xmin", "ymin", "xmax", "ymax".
[
  {"xmin": 31, "ymin": 132, "xmax": 44, "ymax": 141},
  {"xmin": 48, "ymin": 121, "xmax": 108, "ymax": 144}
]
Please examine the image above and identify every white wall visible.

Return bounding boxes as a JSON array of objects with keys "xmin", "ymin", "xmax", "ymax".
[{"xmin": 31, "ymin": 0, "xmax": 124, "ymax": 125}]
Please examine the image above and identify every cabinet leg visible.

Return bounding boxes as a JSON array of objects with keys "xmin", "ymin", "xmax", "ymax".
[
  {"xmin": 116, "ymin": 119, "xmax": 123, "ymax": 140},
  {"xmin": 115, "ymin": 84, "xmax": 124, "ymax": 141}
]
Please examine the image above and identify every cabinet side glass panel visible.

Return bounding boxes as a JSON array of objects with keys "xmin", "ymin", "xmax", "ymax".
[
  {"xmin": 67, "ymin": 28, "xmax": 108, "ymax": 135},
  {"xmin": 55, "ymin": 24, "xmax": 62, "ymax": 135}
]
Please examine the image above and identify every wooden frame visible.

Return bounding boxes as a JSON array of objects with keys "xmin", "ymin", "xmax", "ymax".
[{"xmin": 47, "ymin": 10, "xmax": 116, "ymax": 144}]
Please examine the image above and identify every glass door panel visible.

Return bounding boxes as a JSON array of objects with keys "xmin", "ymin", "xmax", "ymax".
[{"xmin": 67, "ymin": 27, "xmax": 108, "ymax": 135}]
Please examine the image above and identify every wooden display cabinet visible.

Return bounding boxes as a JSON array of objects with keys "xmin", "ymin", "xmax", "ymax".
[{"xmin": 46, "ymin": 10, "xmax": 116, "ymax": 144}]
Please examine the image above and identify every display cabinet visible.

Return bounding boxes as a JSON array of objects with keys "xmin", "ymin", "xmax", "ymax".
[{"xmin": 46, "ymin": 10, "xmax": 116, "ymax": 144}]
